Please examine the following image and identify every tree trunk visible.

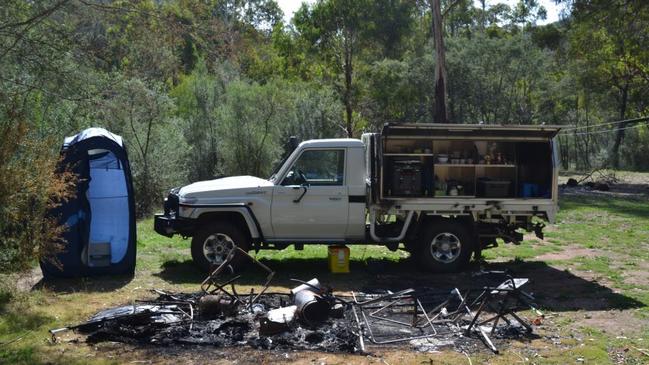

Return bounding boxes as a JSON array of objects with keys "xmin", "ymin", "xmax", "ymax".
[
  {"xmin": 480, "ymin": 0, "xmax": 486, "ymax": 29},
  {"xmin": 343, "ymin": 29, "xmax": 354, "ymax": 137},
  {"xmin": 610, "ymin": 82, "xmax": 629, "ymax": 169},
  {"xmin": 431, "ymin": 0, "xmax": 448, "ymax": 124},
  {"xmin": 583, "ymin": 94, "xmax": 590, "ymax": 169}
]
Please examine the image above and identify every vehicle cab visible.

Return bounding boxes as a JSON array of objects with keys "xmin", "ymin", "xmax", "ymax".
[
  {"xmin": 154, "ymin": 139, "xmax": 367, "ymax": 270},
  {"xmin": 266, "ymin": 139, "xmax": 367, "ymax": 242}
]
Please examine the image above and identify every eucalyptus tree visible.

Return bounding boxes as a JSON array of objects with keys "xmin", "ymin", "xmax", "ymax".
[
  {"xmin": 294, "ymin": 0, "xmax": 415, "ymax": 136},
  {"xmin": 567, "ymin": 0, "xmax": 649, "ymax": 168}
]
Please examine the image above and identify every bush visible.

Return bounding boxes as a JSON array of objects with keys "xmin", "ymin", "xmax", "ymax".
[{"xmin": 0, "ymin": 118, "xmax": 76, "ymax": 273}]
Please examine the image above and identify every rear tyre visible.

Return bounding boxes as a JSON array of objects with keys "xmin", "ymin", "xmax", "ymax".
[
  {"xmin": 418, "ymin": 220, "xmax": 475, "ymax": 273},
  {"xmin": 191, "ymin": 222, "xmax": 250, "ymax": 273}
]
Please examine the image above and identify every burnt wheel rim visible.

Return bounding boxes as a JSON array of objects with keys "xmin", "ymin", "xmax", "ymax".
[
  {"xmin": 202, "ymin": 233, "xmax": 235, "ymax": 265},
  {"xmin": 430, "ymin": 232, "xmax": 461, "ymax": 264}
]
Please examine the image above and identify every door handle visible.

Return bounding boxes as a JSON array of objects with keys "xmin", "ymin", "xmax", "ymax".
[{"xmin": 329, "ymin": 197, "xmax": 342, "ymax": 201}]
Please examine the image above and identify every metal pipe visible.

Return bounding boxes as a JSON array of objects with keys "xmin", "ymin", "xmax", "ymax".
[
  {"xmin": 351, "ymin": 288, "xmax": 415, "ymax": 306},
  {"xmin": 351, "ymin": 305, "xmax": 366, "ymax": 352},
  {"xmin": 453, "ymin": 288, "xmax": 498, "ymax": 353},
  {"xmin": 369, "ymin": 210, "xmax": 415, "ymax": 243}
]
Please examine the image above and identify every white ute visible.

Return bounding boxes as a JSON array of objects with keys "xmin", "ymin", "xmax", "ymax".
[{"xmin": 155, "ymin": 123, "xmax": 561, "ymax": 272}]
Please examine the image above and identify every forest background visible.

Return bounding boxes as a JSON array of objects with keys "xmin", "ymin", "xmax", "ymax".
[{"xmin": 1, "ymin": 0, "xmax": 648, "ymax": 271}]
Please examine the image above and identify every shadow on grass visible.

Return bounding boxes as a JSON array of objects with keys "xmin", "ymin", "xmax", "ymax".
[
  {"xmin": 560, "ymin": 191, "xmax": 649, "ymax": 218},
  {"xmin": 154, "ymin": 256, "xmax": 420, "ymax": 290},
  {"xmin": 30, "ymin": 273, "xmax": 133, "ymax": 294},
  {"xmin": 154, "ymin": 257, "xmax": 644, "ymax": 312},
  {"xmin": 153, "ymin": 259, "xmax": 206, "ymax": 283}
]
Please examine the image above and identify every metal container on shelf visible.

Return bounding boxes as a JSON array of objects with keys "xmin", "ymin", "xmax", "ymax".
[{"xmin": 391, "ymin": 159, "xmax": 422, "ymax": 196}]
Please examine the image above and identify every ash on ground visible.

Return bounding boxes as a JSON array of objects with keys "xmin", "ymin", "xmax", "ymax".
[
  {"xmin": 52, "ymin": 251, "xmax": 541, "ymax": 356},
  {"xmin": 82, "ymin": 292, "xmax": 358, "ymax": 353},
  {"xmin": 61, "ymin": 276, "xmax": 540, "ymax": 355}
]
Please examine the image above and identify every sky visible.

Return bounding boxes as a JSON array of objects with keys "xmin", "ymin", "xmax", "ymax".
[{"xmin": 276, "ymin": 0, "xmax": 567, "ymax": 25}]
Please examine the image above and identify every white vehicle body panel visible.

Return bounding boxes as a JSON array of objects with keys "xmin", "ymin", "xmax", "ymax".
[
  {"xmin": 270, "ymin": 144, "xmax": 355, "ymax": 239},
  {"xmin": 178, "ymin": 176, "xmax": 274, "ymax": 238},
  {"xmin": 271, "ymin": 185, "xmax": 348, "ymax": 239}
]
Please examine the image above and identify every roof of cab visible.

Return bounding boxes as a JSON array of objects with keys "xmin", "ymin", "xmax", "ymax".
[
  {"xmin": 299, "ymin": 138, "xmax": 364, "ymax": 148},
  {"xmin": 382, "ymin": 123, "xmax": 563, "ymax": 140}
]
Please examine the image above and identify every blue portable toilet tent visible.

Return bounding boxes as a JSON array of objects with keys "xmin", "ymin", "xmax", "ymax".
[{"xmin": 41, "ymin": 128, "xmax": 136, "ymax": 277}]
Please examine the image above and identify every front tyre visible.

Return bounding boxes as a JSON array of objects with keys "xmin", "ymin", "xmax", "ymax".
[
  {"xmin": 191, "ymin": 222, "xmax": 250, "ymax": 272},
  {"xmin": 418, "ymin": 220, "xmax": 475, "ymax": 273}
]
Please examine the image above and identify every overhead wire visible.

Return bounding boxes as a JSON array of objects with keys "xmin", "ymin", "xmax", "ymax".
[
  {"xmin": 569, "ymin": 122, "xmax": 649, "ymax": 136},
  {"xmin": 559, "ymin": 116, "xmax": 649, "ymax": 132}
]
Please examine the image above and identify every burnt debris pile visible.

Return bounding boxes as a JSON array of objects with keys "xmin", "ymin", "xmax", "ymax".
[
  {"xmin": 350, "ymin": 273, "xmax": 543, "ymax": 354},
  {"xmin": 50, "ymin": 248, "xmax": 543, "ymax": 354},
  {"xmin": 74, "ymin": 290, "xmax": 357, "ymax": 352}
]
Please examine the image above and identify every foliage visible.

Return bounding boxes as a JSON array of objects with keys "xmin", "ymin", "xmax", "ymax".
[
  {"xmin": 94, "ymin": 77, "xmax": 187, "ymax": 216},
  {"xmin": 0, "ymin": 118, "xmax": 76, "ymax": 273},
  {"xmin": 446, "ymin": 32, "xmax": 554, "ymax": 124},
  {"xmin": 1, "ymin": 0, "xmax": 649, "ymax": 271},
  {"xmin": 217, "ymin": 80, "xmax": 285, "ymax": 176}
]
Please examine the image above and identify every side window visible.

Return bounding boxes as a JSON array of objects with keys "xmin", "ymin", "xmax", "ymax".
[{"xmin": 282, "ymin": 149, "xmax": 345, "ymax": 186}]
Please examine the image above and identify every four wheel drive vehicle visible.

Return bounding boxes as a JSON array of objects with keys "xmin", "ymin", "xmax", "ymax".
[{"xmin": 154, "ymin": 123, "xmax": 561, "ymax": 273}]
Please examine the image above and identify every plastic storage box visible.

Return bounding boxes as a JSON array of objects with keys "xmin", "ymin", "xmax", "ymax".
[{"xmin": 477, "ymin": 179, "xmax": 512, "ymax": 198}]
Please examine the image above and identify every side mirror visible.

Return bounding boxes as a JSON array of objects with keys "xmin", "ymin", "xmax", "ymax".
[
  {"xmin": 282, "ymin": 170, "xmax": 297, "ymax": 186},
  {"xmin": 283, "ymin": 169, "xmax": 308, "ymax": 186}
]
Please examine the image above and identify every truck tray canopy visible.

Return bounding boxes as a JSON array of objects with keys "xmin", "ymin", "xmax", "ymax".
[{"xmin": 382, "ymin": 123, "xmax": 562, "ymax": 140}]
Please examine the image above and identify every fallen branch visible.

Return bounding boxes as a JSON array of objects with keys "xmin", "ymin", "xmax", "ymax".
[
  {"xmin": 0, "ymin": 331, "xmax": 30, "ymax": 346},
  {"xmin": 633, "ymin": 347, "xmax": 649, "ymax": 357},
  {"xmin": 576, "ymin": 168, "xmax": 604, "ymax": 184}
]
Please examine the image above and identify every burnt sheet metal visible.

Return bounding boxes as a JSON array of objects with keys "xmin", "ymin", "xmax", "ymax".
[
  {"xmin": 50, "ymin": 302, "xmax": 191, "ymax": 342},
  {"xmin": 89, "ymin": 304, "xmax": 184, "ymax": 325},
  {"xmin": 259, "ymin": 305, "xmax": 297, "ymax": 336}
]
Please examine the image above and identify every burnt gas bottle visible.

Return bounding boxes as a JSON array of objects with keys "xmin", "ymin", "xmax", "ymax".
[
  {"xmin": 294, "ymin": 289, "xmax": 331, "ymax": 325},
  {"xmin": 198, "ymin": 294, "xmax": 236, "ymax": 318}
]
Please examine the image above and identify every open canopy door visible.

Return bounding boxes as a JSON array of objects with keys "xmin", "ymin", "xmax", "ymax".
[{"xmin": 382, "ymin": 123, "xmax": 562, "ymax": 141}]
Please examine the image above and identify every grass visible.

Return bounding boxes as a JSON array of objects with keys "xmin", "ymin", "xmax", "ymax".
[{"xmin": 1, "ymin": 172, "xmax": 649, "ymax": 364}]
